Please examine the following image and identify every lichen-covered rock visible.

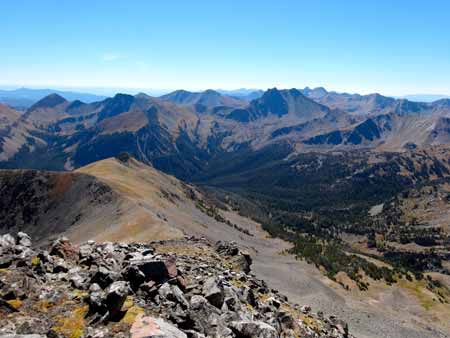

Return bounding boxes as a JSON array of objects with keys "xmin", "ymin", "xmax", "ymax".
[
  {"xmin": 0, "ymin": 234, "xmax": 354, "ymax": 338},
  {"xmin": 130, "ymin": 314, "xmax": 187, "ymax": 338}
]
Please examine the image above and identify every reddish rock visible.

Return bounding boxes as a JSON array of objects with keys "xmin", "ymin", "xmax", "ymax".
[
  {"xmin": 165, "ymin": 256, "xmax": 178, "ymax": 278},
  {"xmin": 130, "ymin": 314, "xmax": 187, "ymax": 338},
  {"xmin": 49, "ymin": 237, "xmax": 77, "ymax": 260}
]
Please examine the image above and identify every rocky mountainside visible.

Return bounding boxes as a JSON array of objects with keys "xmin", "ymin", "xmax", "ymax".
[
  {"xmin": 0, "ymin": 155, "xmax": 267, "ymax": 245},
  {"xmin": 218, "ymin": 89, "xmax": 264, "ymax": 102},
  {"xmin": 226, "ymin": 88, "xmax": 331, "ymax": 122},
  {"xmin": 2, "ymin": 153, "xmax": 450, "ymax": 337},
  {"xmin": 0, "ymin": 233, "xmax": 352, "ymax": 338},
  {"xmin": 0, "ymin": 167, "xmax": 118, "ymax": 243},
  {"xmin": 0, "ymin": 88, "xmax": 107, "ymax": 109},
  {"xmin": 2, "ymin": 87, "xmax": 450, "ymax": 178},
  {"xmin": 0, "ymin": 104, "xmax": 21, "ymax": 128},
  {"xmin": 299, "ymin": 113, "xmax": 450, "ymax": 151},
  {"xmin": 160, "ymin": 89, "xmax": 246, "ymax": 112},
  {"xmin": 301, "ymin": 87, "xmax": 450, "ymax": 117}
]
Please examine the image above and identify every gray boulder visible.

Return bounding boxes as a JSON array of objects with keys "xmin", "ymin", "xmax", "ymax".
[
  {"xmin": 158, "ymin": 283, "xmax": 189, "ymax": 308},
  {"xmin": 130, "ymin": 257, "xmax": 177, "ymax": 284},
  {"xmin": 187, "ymin": 295, "xmax": 224, "ymax": 337},
  {"xmin": 105, "ymin": 281, "xmax": 129, "ymax": 319},
  {"xmin": 229, "ymin": 321, "xmax": 278, "ymax": 338},
  {"xmin": 0, "ymin": 234, "xmax": 15, "ymax": 249},
  {"xmin": 202, "ymin": 277, "xmax": 224, "ymax": 308},
  {"xmin": 0, "ymin": 255, "xmax": 13, "ymax": 269},
  {"xmin": 16, "ymin": 233, "xmax": 31, "ymax": 248},
  {"xmin": 91, "ymin": 266, "xmax": 120, "ymax": 289},
  {"xmin": 87, "ymin": 283, "xmax": 106, "ymax": 314}
]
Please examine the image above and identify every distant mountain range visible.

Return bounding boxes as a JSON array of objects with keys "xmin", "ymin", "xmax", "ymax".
[
  {"xmin": 2, "ymin": 85, "xmax": 450, "ymax": 338},
  {"xmin": 400, "ymin": 94, "xmax": 450, "ymax": 102},
  {"xmin": 0, "ymin": 87, "xmax": 107, "ymax": 108},
  {"xmin": 216, "ymin": 89, "xmax": 265, "ymax": 101},
  {"xmin": 1, "ymin": 86, "xmax": 450, "ymax": 177}
]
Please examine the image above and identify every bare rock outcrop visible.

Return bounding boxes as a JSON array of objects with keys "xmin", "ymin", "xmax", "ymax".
[{"xmin": 0, "ymin": 233, "xmax": 353, "ymax": 338}]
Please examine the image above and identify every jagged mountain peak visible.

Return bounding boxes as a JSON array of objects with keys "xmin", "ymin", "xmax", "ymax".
[
  {"xmin": 250, "ymin": 88, "xmax": 288, "ymax": 117},
  {"xmin": 112, "ymin": 93, "xmax": 135, "ymax": 100},
  {"xmin": 28, "ymin": 93, "xmax": 68, "ymax": 111},
  {"xmin": 368, "ymin": 92, "xmax": 395, "ymax": 102},
  {"xmin": 160, "ymin": 88, "xmax": 245, "ymax": 110},
  {"xmin": 286, "ymin": 87, "xmax": 304, "ymax": 96},
  {"xmin": 259, "ymin": 87, "xmax": 284, "ymax": 99},
  {"xmin": 96, "ymin": 93, "xmax": 136, "ymax": 121},
  {"xmin": 66, "ymin": 99, "xmax": 85, "ymax": 110},
  {"xmin": 302, "ymin": 86, "xmax": 328, "ymax": 99},
  {"xmin": 222, "ymin": 87, "xmax": 332, "ymax": 122},
  {"xmin": 203, "ymin": 88, "xmax": 221, "ymax": 95},
  {"xmin": 134, "ymin": 92, "xmax": 153, "ymax": 101},
  {"xmin": 162, "ymin": 89, "xmax": 222, "ymax": 100},
  {"xmin": 260, "ymin": 87, "xmax": 320, "ymax": 101}
]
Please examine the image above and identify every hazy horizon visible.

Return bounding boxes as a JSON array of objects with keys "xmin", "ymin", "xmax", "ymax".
[
  {"xmin": 1, "ymin": 84, "xmax": 450, "ymax": 102},
  {"xmin": 1, "ymin": 1, "xmax": 450, "ymax": 96}
]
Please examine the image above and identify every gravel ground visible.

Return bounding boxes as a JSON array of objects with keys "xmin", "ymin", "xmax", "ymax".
[{"xmin": 184, "ymin": 209, "xmax": 450, "ymax": 338}]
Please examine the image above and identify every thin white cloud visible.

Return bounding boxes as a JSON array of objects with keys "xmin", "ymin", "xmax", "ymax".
[{"xmin": 101, "ymin": 53, "xmax": 124, "ymax": 62}]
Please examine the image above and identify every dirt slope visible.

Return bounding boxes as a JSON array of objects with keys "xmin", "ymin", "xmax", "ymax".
[
  {"xmin": 186, "ymin": 209, "xmax": 450, "ymax": 338},
  {"xmin": 0, "ymin": 169, "xmax": 119, "ymax": 243},
  {"xmin": 0, "ymin": 154, "xmax": 263, "ymax": 244},
  {"xmin": 74, "ymin": 155, "xmax": 208, "ymax": 242},
  {"xmin": 1, "ymin": 155, "xmax": 449, "ymax": 337}
]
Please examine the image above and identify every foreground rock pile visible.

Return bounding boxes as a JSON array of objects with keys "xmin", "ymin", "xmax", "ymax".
[{"xmin": 0, "ymin": 233, "xmax": 353, "ymax": 338}]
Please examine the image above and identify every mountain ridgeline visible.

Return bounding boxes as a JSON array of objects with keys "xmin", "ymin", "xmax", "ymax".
[
  {"xmin": 2, "ymin": 87, "xmax": 450, "ymax": 177},
  {"xmin": 3, "ymin": 87, "xmax": 450, "ymax": 223},
  {"xmin": 3, "ymin": 86, "xmax": 450, "ymax": 241},
  {"xmin": 3, "ymin": 87, "xmax": 450, "ymax": 337}
]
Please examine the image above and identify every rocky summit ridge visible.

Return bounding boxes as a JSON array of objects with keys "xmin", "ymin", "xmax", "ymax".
[{"xmin": 0, "ymin": 232, "xmax": 352, "ymax": 338}]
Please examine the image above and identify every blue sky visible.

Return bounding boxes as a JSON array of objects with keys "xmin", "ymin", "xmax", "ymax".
[{"xmin": 1, "ymin": 0, "xmax": 450, "ymax": 96}]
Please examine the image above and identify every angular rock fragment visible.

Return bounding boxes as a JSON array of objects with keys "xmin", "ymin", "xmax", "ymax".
[
  {"xmin": 130, "ymin": 257, "xmax": 177, "ymax": 284},
  {"xmin": 49, "ymin": 237, "xmax": 76, "ymax": 260},
  {"xmin": 122, "ymin": 265, "xmax": 146, "ymax": 290},
  {"xmin": 87, "ymin": 283, "xmax": 106, "ymax": 314},
  {"xmin": 130, "ymin": 314, "xmax": 187, "ymax": 338},
  {"xmin": 0, "ymin": 235, "xmax": 353, "ymax": 338},
  {"xmin": 0, "ymin": 299, "xmax": 19, "ymax": 314},
  {"xmin": 0, "ymin": 255, "xmax": 13, "ymax": 269},
  {"xmin": 158, "ymin": 283, "xmax": 189, "ymax": 309},
  {"xmin": 229, "ymin": 321, "xmax": 278, "ymax": 338},
  {"xmin": 202, "ymin": 277, "xmax": 224, "ymax": 308},
  {"xmin": 0, "ymin": 234, "xmax": 15, "ymax": 249},
  {"xmin": 105, "ymin": 281, "xmax": 129, "ymax": 320},
  {"xmin": 91, "ymin": 266, "xmax": 119, "ymax": 289},
  {"xmin": 16, "ymin": 232, "xmax": 32, "ymax": 248}
]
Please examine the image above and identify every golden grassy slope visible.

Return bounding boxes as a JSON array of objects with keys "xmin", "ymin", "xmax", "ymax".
[{"xmin": 73, "ymin": 157, "xmax": 194, "ymax": 243}]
